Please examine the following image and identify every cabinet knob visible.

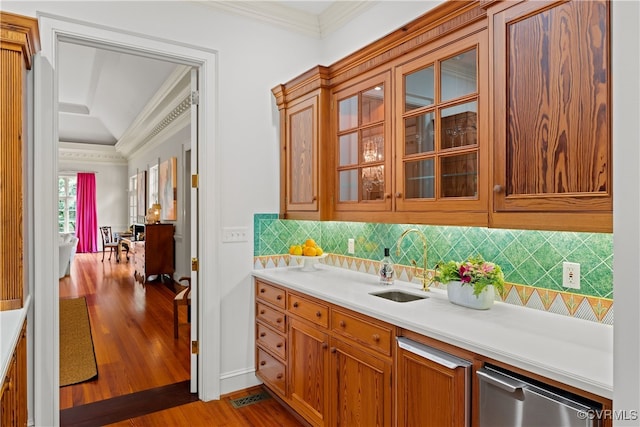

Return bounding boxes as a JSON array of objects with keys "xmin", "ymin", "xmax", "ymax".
[
  {"xmin": 395, "ymin": 192, "xmax": 402, "ymax": 198},
  {"xmin": 293, "ymin": 301, "xmax": 299, "ymax": 308},
  {"xmin": 322, "ymin": 342, "xmax": 328, "ymax": 349},
  {"xmin": 260, "ymin": 360, "xmax": 266, "ymax": 366},
  {"xmin": 276, "ymin": 317, "xmax": 283, "ymax": 323},
  {"xmin": 493, "ymin": 184, "xmax": 504, "ymax": 193},
  {"xmin": 276, "ymin": 294, "xmax": 282, "ymax": 300},
  {"xmin": 312, "ymin": 196, "xmax": 317, "ymax": 201},
  {"xmin": 276, "ymin": 373, "xmax": 283, "ymax": 379},
  {"xmin": 277, "ymin": 343, "xmax": 283, "ymax": 348},
  {"xmin": 316, "ymin": 311, "xmax": 322, "ymax": 318},
  {"xmin": 260, "ymin": 288, "xmax": 266, "ymax": 293},
  {"xmin": 385, "ymin": 193, "xmax": 391, "ymax": 199},
  {"xmin": 339, "ymin": 320, "xmax": 346, "ymax": 327},
  {"xmin": 260, "ymin": 310, "xmax": 266, "ymax": 315},
  {"xmin": 260, "ymin": 332, "xmax": 266, "ymax": 337},
  {"xmin": 330, "ymin": 347, "xmax": 337, "ymax": 353},
  {"xmin": 372, "ymin": 334, "xmax": 380, "ymax": 342}
]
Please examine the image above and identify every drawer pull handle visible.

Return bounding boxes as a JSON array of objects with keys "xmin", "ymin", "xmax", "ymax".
[
  {"xmin": 260, "ymin": 288, "xmax": 266, "ymax": 293},
  {"xmin": 260, "ymin": 332, "xmax": 266, "ymax": 337},
  {"xmin": 339, "ymin": 320, "xmax": 346, "ymax": 327},
  {"xmin": 330, "ymin": 347, "xmax": 337, "ymax": 353},
  {"xmin": 322, "ymin": 342, "xmax": 328, "ymax": 349},
  {"xmin": 260, "ymin": 361, "xmax": 266, "ymax": 366},
  {"xmin": 277, "ymin": 343, "xmax": 283, "ymax": 348},
  {"xmin": 260, "ymin": 310, "xmax": 265, "ymax": 315},
  {"xmin": 372, "ymin": 334, "xmax": 380, "ymax": 342},
  {"xmin": 276, "ymin": 318, "xmax": 283, "ymax": 323},
  {"xmin": 316, "ymin": 311, "xmax": 322, "ymax": 317},
  {"xmin": 293, "ymin": 302, "xmax": 299, "ymax": 308},
  {"xmin": 276, "ymin": 373, "xmax": 283, "ymax": 379},
  {"xmin": 276, "ymin": 295, "xmax": 282, "ymax": 300}
]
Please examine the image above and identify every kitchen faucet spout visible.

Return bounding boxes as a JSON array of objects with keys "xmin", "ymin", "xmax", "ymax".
[{"xmin": 395, "ymin": 228, "xmax": 433, "ymax": 291}]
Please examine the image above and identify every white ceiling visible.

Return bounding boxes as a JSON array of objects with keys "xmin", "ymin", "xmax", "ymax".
[{"xmin": 57, "ymin": 1, "xmax": 369, "ymax": 154}]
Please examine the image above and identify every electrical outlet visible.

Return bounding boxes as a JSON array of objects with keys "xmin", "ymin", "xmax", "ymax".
[
  {"xmin": 222, "ymin": 226, "xmax": 249, "ymax": 243},
  {"xmin": 348, "ymin": 238, "xmax": 355, "ymax": 254},
  {"xmin": 562, "ymin": 262, "xmax": 581, "ymax": 289}
]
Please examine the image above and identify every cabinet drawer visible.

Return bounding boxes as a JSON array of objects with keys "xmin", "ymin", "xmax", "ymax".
[
  {"xmin": 257, "ymin": 322, "xmax": 286, "ymax": 360},
  {"xmin": 256, "ymin": 302, "xmax": 286, "ymax": 333},
  {"xmin": 256, "ymin": 348, "xmax": 286, "ymax": 396},
  {"xmin": 288, "ymin": 293, "xmax": 329, "ymax": 328},
  {"xmin": 331, "ymin": 309, "xmax": 393, "ymax": 356},
  {"xmin": 256, "ymin": 280, "xmax": 286, "ymax": 309}
]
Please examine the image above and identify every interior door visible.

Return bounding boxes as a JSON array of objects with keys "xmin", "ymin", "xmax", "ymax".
[{"xmin": 189, "ymin": 67, "xmax": 199, "ymax": 393}]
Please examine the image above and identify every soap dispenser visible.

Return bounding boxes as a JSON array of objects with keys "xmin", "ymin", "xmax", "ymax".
[{"xmin": 379, "ymin": 247, "xmax": 395, "ymax": 285}]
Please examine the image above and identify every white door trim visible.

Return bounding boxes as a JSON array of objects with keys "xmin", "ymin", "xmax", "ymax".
[{"xmin": 34, "ymin": 13, "xmax": 221, "ymax": 426}]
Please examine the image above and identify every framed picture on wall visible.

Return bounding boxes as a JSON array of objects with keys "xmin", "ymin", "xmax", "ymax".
[
  {"xmin": 159, "ymin": 157, "xmax": 177, "ymax": 220},
  {"xmin": 137, "ymin": 170, "xmax": 147, "ymax": 217}
]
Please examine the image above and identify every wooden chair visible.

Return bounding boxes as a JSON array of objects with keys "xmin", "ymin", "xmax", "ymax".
[
  {"xmin": 100, "ymin": 226, "xmax": 119, "ymax": 262},
  {"xmin": 174, "ymin": 276, "xmax": 191, "ymax": 339}
]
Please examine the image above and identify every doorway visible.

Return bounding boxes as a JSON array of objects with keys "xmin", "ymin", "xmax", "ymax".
[{"xmin": 34, "ymin": 14, "xmax": 221, "ymax": 426}]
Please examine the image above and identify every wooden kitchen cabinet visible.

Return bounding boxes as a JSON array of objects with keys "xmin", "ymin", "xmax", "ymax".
[
  {"xmin": 489, "ymin": 0, "xmax": 612, "ymax": 232},
  {"xmin": 272, "ymin": 67, "xmax": 331, "ymax": 221},
  {"xmin": 0, "ymin": 12, "xmax": 39, "ymax": 310},
  {"xmin": 0, "ymin": 322, "xmax": 27, "ymax": 427}
]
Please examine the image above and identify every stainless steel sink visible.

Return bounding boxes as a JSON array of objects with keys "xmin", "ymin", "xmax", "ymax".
[{"xmin": 369, "ymin": 290, "xmax": 429, "ymax": 303}]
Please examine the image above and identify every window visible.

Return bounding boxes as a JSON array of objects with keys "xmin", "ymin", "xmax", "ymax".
[
  {"xmin": 58, "ymin": 176, "xmax": 77, "ymax": 233},
  {"xmin": 129, "ymin": 175, "xmax": 137, "ymax": 225}
]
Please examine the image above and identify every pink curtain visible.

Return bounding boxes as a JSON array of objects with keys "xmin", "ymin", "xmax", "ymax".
[{"xmin": 76, "ymin": 173, "xmax": 98, "ymax": 253}]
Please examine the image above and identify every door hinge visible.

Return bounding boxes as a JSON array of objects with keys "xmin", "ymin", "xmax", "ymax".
[
  {"xmin": 191, "ymin": 90, "xmax": 199, "ymax": 105},
  {"xmin": 192, "ymin": 340, "xmax": 199, "ymax": 354},
  {"xmin": 191, "ymin": 174, "xmax": 199, "ymax": 188},
  {"xmin": 191, "ymin": 258, "xmax": 199, "ymax": 271}
]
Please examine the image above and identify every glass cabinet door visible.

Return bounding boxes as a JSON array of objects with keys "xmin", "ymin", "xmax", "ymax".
[
  {"xmin": 334, "ymin": 73, "xmax": 391, "ymax": 211},
  {"xmin": 397, "ymin": 43, "xmax": 480, "ymax": 207}
]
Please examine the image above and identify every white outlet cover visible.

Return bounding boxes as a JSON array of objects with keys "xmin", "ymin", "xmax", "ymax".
[{"xmin": 562, "ymin": 262, "xmax": 581, "ymax": 289}]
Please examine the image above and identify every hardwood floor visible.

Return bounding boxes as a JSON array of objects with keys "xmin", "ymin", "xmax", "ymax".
[{"xmin": 59, "ymin": 252, "xmax": 303, "ymax": 426}]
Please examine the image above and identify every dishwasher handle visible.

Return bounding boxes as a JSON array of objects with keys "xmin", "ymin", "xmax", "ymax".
[
  {"xmin": 477, "ymin": 367, "xmax": 526, "ymax": 393},
  {"xmin": 397, "ymin": 337, "xmax": 472, "ymax": 370}
]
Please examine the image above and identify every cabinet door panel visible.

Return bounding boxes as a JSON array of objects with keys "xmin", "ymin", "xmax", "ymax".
[
  {"xmin": 289, "ymin": 318, "xmax": 330, "ymax": 426},
  {"xmin": 492, "ymin": 0, "xmax": 610, "ymax": 214},
  {"xmin": 287, "ymin": 97, "xmax": 318, "ymax": 210},
  {"xmin": 331, "ymin": 338, "xmax": 391, "ymax": 427}
]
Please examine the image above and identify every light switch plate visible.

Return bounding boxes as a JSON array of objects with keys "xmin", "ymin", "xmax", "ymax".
[{"xmin": 222, "ymin": 226, "xmax": 249, "ymax": 243}]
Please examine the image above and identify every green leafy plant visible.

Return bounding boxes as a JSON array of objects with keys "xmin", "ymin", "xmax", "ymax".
[{"xmin": 435, "ymin": 255, "xmax": 505, "ymax": 296}]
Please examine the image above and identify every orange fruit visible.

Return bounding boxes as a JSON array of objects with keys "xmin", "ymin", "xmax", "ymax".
[
  {"xmin": 315, "ymin": 247, "xmax": 323, "ymax": 256},
  {"xmin": 305, "ymin": 238, "xmax": 316, "ymax": 248},
  {"xmin": 289, "ymin": 245, "xmax": 296, "ymax": 255},
  {"xmin": 303, "ymin": 246, "xmax": 317, "ymax": 257}
]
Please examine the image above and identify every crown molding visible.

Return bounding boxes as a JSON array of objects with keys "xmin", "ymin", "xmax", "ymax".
[
  {"xmin": 58, "ymin": 142, "xmax": 127, "ymax": 165},
  {"xmin": 192, "ymin": 1, "xmax": 373, "ymax": 38}
]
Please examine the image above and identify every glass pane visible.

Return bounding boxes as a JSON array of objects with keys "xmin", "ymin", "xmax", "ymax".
[
  {"xmin": 68, "ymin": 178, "xmax": 77, "ymax": 196},
  {"xmin": 362, "ymin": 166, "xmax": 384, "ymax": 201},
  {"xmin": 69, "ymin": 222, "xmax": 76, "ymax": 232},
  {"xmin": 339, "ymin": 95, "xmax": 358, "ymax": 131},
  {"xmin": 405, "ymin": 65, "xmax": 434, "ymax": 111},
  {"xmin": 59, "ymin": 222, "xmax": 64, "ymax": 232},
  {"xmin": 339, "ymin": 169, "xmax": 358, "ymax": 202},
  {"xmin": 361, "ymin": 126, "xmax": 384, "ymax": 163},
  {"xmin": 404, "ymin": 158, "xmax": 435, "ymax": 199},
  {"xmin": 58, "ymin": 199, "xmax": 65, "ymax": 210},
  {"xmin": 58, "ymin": 211, "xmax": 64, "ymax": 221},
  {"xmin": 59, "ymin": 178, "xmax": 66, "ymax": 196},
  {"xmin": 361, "ymin": 85, "xmax": 384, "ymax": 125},
  {"xmin": 441, "ymin": 48, "xmax": 477, "ymax": 102},
  {"xmin": 68, "ymin": 199, "xmax": 76, "ymax": 210},
  {"xmin": 441, "ymin": 101, "xmax": 478, "ymax": 149},
  {"xmin": 339, "ymin": 133, "xmax": 358, "ymax": 166},
  {"xmin": 404, "ymin": 112, "xmax": 435, "ymax": 156},
  {"xmin": 69, "ymin": 210, "xmax": 76, "ymax": 221},
  {"xmin": 440, "ymin": 152, "xmax": 478, "ymax": 197}
]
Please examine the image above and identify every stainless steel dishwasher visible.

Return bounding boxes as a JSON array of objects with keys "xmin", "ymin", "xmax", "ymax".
[{"xmin": 477, "ymin": 365, "xmax": 602, "ymax": 427}]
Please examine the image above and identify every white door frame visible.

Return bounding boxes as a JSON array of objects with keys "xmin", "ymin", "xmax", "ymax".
[{"xmin": 34, "ymin": 13, "xmax": 221, "ymax": 426}]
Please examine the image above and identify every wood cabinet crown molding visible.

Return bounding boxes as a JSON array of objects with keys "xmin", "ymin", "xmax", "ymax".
[{"xmin": 0, "ymin": 12, "xmax": 40, "ymax": 69}]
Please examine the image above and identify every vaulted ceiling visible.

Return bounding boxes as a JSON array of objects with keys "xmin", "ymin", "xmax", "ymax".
[{"xmin": 57, "ymin": 1, "xmax": 370, "ymax": 158}]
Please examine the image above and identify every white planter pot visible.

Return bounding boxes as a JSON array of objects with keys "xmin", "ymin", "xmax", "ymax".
[{"xmin": 446, "ymin": 280, "xmax": 495, "ymax": 310}]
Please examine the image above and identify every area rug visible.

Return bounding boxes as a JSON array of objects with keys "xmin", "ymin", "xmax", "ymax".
[{"xmin": 60, "ymin": 297, "xmax": 98, "ymax": 386}]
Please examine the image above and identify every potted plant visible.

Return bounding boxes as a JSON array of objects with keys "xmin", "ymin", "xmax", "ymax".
[{"xmin": 435, "ymin": 255, "xmax": 505, "ymax": 310}]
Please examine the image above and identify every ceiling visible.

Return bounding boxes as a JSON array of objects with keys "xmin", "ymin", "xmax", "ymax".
[{"xmin": 57, "ymin": 1, "xmax": 370, "ymax": 156}]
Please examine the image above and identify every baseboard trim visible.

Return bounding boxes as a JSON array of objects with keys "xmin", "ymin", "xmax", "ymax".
[{"xmin": 220, "ymin": 367, "xmax": 261, "ymax": 395}]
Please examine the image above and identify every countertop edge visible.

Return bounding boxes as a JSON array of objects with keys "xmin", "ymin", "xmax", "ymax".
[
  {"xmin": 1, "ymin": 294, "xmax": 31, "ymax": 386},
  {"xmin": 252, "ymin": 266, "xmax": 613, "ymax": 400}
]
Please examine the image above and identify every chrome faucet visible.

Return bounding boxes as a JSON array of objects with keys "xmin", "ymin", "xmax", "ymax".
[{"xmin": 396, "ymin": 228, "xmax": 433, "ymax": 291}]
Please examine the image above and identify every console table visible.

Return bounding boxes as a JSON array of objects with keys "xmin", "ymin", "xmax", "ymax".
[{"xmin": 129, "ymin": 224, "xmax": 175, "ymax": 283}]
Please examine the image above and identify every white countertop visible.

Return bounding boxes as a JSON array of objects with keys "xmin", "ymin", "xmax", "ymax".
[
  {"xmin": 253, "ymin": 265, "xmax": 613, "ymax": 399},
  {"xmin": 1, "ymin": 294, "xmax": 31, "ymax": 384}
]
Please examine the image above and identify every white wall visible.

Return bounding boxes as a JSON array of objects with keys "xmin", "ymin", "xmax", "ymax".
[
  {"xmin": 58, "ymin": 160, "xmax": 128, "ymax": 251},
  {"xmin": 128, "ymin": 125, "xmax": 191, "ymax": 279}
]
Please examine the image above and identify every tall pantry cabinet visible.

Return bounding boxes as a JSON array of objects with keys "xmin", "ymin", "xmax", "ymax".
[{"xmin": 0, "ymin": 11, "xmax": 40, "ymax": 427}]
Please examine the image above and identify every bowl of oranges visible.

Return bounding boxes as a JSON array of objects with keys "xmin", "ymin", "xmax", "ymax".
[{"xmin": 289, "ymin": 238, "xmax": 327, "ymax": 271}]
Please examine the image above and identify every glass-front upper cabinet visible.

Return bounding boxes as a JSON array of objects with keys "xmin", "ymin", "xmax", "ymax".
[
  {"xmin": 333, "ymin": 72, "xmax": 392, "ymax": 212},
  {"xmin": 395, "ymin": 32, "xmax": 488, "ymax": 214}
]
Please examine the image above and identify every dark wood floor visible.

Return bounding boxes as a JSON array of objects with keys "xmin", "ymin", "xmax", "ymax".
[{"xmin": 59, "ymin": 252, "xmax": 302, "ymax": 426}]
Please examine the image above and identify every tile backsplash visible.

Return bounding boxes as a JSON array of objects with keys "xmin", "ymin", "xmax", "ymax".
[{"xmin": 253, "ymin": 214, "xmax": 613, "ymax": 324}]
